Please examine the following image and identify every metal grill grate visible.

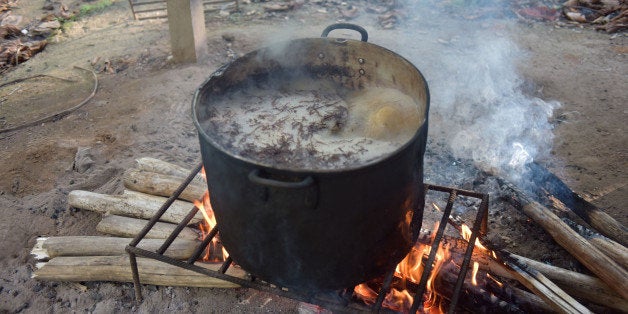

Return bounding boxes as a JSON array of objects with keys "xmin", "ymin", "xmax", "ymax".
[{"xmin": 125, "ymin": 162, "xmax": 488, "ymax": 312}]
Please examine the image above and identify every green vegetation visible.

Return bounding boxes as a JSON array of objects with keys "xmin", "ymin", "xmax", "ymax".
[
  {"xmin": 55, "ymin": 0, "xmax": 114, "ymax": 34},
  {"xmin": 79, "ymin": 0, "xmax": 114, "ymax": 16}
]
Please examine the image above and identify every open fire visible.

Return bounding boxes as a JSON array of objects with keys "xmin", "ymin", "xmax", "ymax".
[
  {"xmin": 31, "ymin": 157, "xmax": 626, "ymax": 313},
  {"xmin": 190, "ymin": 170, "xmax": 497, "ymax": 313}
]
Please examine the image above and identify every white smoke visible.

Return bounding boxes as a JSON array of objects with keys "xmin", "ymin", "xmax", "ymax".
[{"xmin": 379, "ymin": 2, "xmax": 560, "ymax": 183}]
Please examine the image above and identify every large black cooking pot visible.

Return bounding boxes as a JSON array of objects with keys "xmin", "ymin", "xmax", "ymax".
[{"xmin": 192, "ymin": 24, "xmax": 430, "ymax": 292}]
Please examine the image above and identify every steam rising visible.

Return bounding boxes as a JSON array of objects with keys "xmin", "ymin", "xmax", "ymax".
[{"xmin": 385, "ymin": 2, "xmax": 560, "ymax": 183}]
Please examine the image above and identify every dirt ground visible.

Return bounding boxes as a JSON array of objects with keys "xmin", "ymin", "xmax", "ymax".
[{"xmin": 0, "ymin": 0, "xmax": 626, "ymax": 313}]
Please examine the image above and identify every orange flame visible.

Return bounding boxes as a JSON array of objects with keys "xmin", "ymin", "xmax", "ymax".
[
  {"xmin": 460, "ymin": 224, "xmax": 488, "ymax": 251},
  {"xmin": 471, "ymin": 262, "xmax": 480, "ymax": 286},
  {"xmin": 193, "ymin": 167, "xmax": 228, "ymax": 262},
  {"xmin": 354, "ymin": 222, "xmax": 457, "ymax": 313}
]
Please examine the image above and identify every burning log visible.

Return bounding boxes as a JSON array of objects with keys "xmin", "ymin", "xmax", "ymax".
[
  {"xmin": 432, "ymin": 267, "xmax": 551, "ymax": 313},
  {"xmin": 96, "ymin": 215, "xmax": 199, "ymax": 240},
  {"xmin": 68, "ymin": 190, "xmax": 204, "ymax": 224},
  {"xmin": 425, "ymin": 234, "xmax": 625, "ymax": 310},
  {"xmin": 32, "ymin": 256, "xmax": 244, "ymax": 288},
  {"xmin": 31, "ymin": 236, "xmax": 199, "ymax": 261},
  {"xmin": 485, "ymin": 276, "xmax": 555, "ymax": 313},
  {"xmin": 123, "ymin": 168, "xmax": 206, "ymax": 202}
]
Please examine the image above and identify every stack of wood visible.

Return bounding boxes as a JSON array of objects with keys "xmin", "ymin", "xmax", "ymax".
[
  {"xmin": 31, "ymin": 157, "xmax": 245, "ymax": 288},
  {"xmin": 30, "ymin": 157, "xmax": 627, "ymax": 312}
]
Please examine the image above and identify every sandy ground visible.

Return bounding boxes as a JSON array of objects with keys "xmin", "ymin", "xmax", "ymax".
[{"xmin": 0, "ymin": 0, "xmax": 626, "ymax": 312}]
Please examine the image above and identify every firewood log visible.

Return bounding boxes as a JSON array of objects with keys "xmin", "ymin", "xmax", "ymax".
[
  {"xmin": 68, "ymin": 190, "xmax": 204, "ymax": 224},
  {"xmin": 421, "ymin": 231, "xmax": 625, "ymax": 311},
  {"xmin": 509, "ymin": 254, "xmax": 628, "ymax": 311},
  {"xmin": 31, "ymin": 236, "xmax": 199, "ymax": 260},
  {"xmin": 525, "ymin": 162, "xmax": 627, "ymax": 247},
  {"xmin": 123, "ymin": 168, "xmax": 207, "ymax": 202},
  {"xmin": 96, "ymin": 215, "xmax": 199, "ymax": 240},
  {"xmin": 134, "ymin": 157, "xmax": 205, "ymax": 184},
  {"xmin": 520, "ymin": 200, "xmax": 628, "ymax": 300},
  {"xmin": 32, "ymin": 256, "xmax": 244, "ymax": 288},
  {"xmin": 499, "ymin": 179, "xmax": 628, "ymax": 299},
  {"xmin": 587, "ymin": 235, "xmax": 628, "ymax": 270}
]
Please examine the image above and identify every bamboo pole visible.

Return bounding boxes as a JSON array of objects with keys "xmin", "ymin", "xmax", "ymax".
[
  {"xmin": 31, "ymin": 236, "xmax": 199, "ymax": 260},
  {"xmin": 68, "ymin": 190, "xmax": 203, "ymax": 224},
  {"xmin": 96, "ymin": 215, "xmax": 199, "ymax": 240},
  {"xmin": 33, "ymin": 256, "xmax": 243, "ymax": 288}
]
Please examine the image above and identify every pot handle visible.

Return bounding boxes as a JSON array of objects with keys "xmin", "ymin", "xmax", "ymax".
[
  {"xmin": 321, "ymin": 23, "xmax": 368, "ymax": 42},
  {"xmin": 248, "ymin": 169, "xmax": 314, "ymax": 189}
]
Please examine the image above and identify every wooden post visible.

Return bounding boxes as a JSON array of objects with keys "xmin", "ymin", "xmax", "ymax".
[{"xmin": 165, "ymin": 0, "xmax": 207, "ymax": 63}]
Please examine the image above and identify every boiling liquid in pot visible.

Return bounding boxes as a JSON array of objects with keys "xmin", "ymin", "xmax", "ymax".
[{"xmin": 201, "ymin": 78, "xmax": 421, "ymax": 170}]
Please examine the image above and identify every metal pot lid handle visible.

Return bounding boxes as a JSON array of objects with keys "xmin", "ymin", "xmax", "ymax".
[
  {"xmin": 248, "ymin": 169, "xmax": 314, "ymax": 189},
  {"xmin": 321, "ymin": 23, "xmax": 368, "ymax": 42}
]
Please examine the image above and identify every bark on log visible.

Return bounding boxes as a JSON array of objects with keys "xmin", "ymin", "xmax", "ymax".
[
  {"xmin": 520, "ymin": 201, "xmax": 628, "ymax": 299},
  {"xmin": 587, "ymin": 235, "xmax": 628, "ymax": 270},
  {"xmin": 31, "ymin": 236, "xmax": 199, "ymax": 260},
  {"xmin": 33, "ymin": 256, "xmax": 244, "ymax": 288},
  {"xmin": 134, "ymin": 157, "xmax": 205, "ymax": 184},
  {"xmin": 96, "ymin": 215, "xmax": 199, "ymax": 240},
  {"xmin": 525, "ymin": 162, "xmax": 627, "ymax": 246},
  {"xmin": 510, "ymin": 254, "xmax": 628, "ymax": 311},
  {"xmin": 68, "ymin": 190, "xmax": 203, "ymax": 224},
  {"xmin": 485, "ymin": 276, "xmax": 555, "ymax": 313},
  {"xmin": 123, "ymin": 168, "xmax": 206, "ymax": 202}
]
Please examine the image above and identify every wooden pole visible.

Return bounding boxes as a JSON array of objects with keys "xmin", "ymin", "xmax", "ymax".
[
  {"xmin": 526, "ymin": 162, "xmax": 627, "ymax": 246},
  {"xmin": 33, "ymin": 256, "xmax": 243, "ymax": 288},
  {"xmin": 587, "ymin": 235, "xmax": 628, "ymax": 270},
  {"xmin": 520, "ymin": 200, "xmax": 628, "ymax": 299},
  {"xmin": 68, "ymin": 190, "xmax": 203, "ymax": 224},
  {"xmin": 134, "ymin": 157, "xmax": 205, "ymax": 184},
  {"xmin": 500, "ymin": 179, "xmax": 628, "ymax": 299},
  {"xmin": 123, "ymin": 169, "xmax": 206, "ymax": 202},
  {"xmin": 96, "ymin": 215, "xmax": 199, "ymax": 240},
  {"xmin": 31, "ymin": 236, "xmax": 199, "ymax": 260},
  {"xmin": 417, "ymin": 232, "xmax": 620, "ymax": 311},
  {"xmin": 509, "ymin": 254, "xmax": 628, "ymax": 310}
]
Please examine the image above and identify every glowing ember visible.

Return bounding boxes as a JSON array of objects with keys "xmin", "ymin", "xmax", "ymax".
[{"xmin": 354, "ymin": 283, "xmax": 377, "ymax": 305}]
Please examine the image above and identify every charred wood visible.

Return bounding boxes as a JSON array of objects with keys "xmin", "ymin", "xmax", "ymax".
[{"xmin": 524, "ymin": 162, "xmax": 627, "ymax": 247}]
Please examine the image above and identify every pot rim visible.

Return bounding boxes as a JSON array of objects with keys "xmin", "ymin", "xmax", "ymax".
[{"xmin": 192, "ymin": 37, "xmax": 430, "ymax": 174}]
